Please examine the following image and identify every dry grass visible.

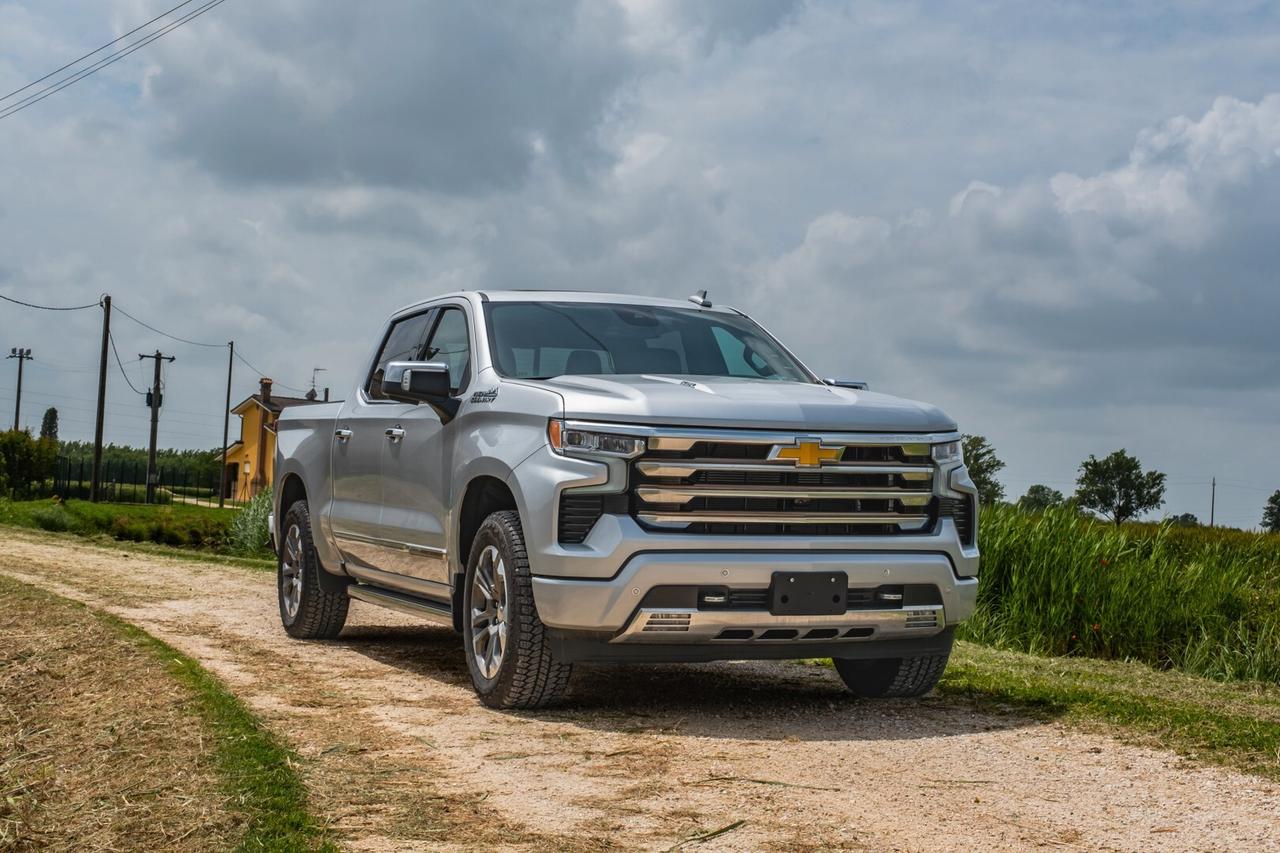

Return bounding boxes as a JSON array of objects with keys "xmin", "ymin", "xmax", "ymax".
[{"xmin": 0, "ymin": 574, "xmax": 235, "ymax": 852}]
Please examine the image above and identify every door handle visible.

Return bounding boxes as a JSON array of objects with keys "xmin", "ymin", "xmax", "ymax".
[
  {"xmin": 385, "ymin": 427, "xmax": 405, "ymax": 442},
  {"xmin": 334, "ymin": 428, "xmax": 353, "ymax": 442}
]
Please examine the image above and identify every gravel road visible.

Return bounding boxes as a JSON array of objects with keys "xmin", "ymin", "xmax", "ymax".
[{"xmin": 3, "ymin": 529, "xmax": 1277, "ymax": 851}]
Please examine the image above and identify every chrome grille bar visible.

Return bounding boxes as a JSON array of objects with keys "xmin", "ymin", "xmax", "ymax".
[
  {"xmin": 635, "ymin": 460, "xmax": 934, "ymax": 478},
  {"xmin": 636, "ymin": 486, "xmax": 933, "ymax": 505},
  {"xmin": 638, "ymin": 511, "xmax": 930, "ymax": 526}
]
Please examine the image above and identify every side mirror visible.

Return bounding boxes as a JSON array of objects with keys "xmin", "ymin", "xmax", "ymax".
[
  {"xmin": 381, "ymin": 361, "xmax": 459, "ymax": 421},
  {"xmin": 824, "ymin": 378, "xmax": 869, "ymax": 391}
]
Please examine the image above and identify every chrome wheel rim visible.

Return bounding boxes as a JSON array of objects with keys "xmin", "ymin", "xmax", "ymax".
[
  {"xmin": 470, "ymin": 545, "xmax": 508, "ymax": 680},
  {"xmin": 281, "ymin": 523, "xmax": 304, "ymax": 621}
]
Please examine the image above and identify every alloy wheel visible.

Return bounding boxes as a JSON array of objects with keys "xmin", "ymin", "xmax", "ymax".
[
  {"xmin": 280, "ymin": 523, "xmax": 304, "ymax": 621},
  {"xmin": 470, "ymin": 544, "xmax": 509, "ymax": 679}
]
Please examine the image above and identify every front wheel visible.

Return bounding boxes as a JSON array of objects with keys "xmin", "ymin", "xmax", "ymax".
[
  {"xmin": 833, "ymin": 641, "xmax": 952, "ymax": 698},
  {"xmin": 462, "ymin": 510, "xmax": 572, "ymax": 709}
]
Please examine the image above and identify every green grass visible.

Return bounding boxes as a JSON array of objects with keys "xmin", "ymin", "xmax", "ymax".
[
  {"xmin": 1, "ymin": 575, "xmax": 333, "ymax": 851},
  {"xmin": 0, "ymin": 497, "xmax": 273, "ymax": 560},
  {"xmin": 963, "ymin": 504, "xmax": 1280, "ymax": 682}
]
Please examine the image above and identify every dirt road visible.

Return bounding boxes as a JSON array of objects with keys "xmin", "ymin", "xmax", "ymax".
[{"xmin": 2, "ymin": 530, "xmax": 1277, "ymax": 851}]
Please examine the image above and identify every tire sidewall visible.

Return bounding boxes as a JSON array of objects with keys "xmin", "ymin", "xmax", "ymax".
[
  {"xmin": 277, "ymin": 504, "xmax": 308, "ymax": 629},
  {"xmin": 462, "ymin": 516, "xmax": 526, "ymax": 702}
]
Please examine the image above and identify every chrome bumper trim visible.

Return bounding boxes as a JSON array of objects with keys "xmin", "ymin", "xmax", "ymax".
[{"xmin": 612, "ymin": 604, "xmax": 946, "ymax": 643}]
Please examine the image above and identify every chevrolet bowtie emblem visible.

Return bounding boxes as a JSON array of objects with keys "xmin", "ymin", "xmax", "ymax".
[{"xmin": 770, "ymin": 439, "xmax": 842, "ymax": 468}]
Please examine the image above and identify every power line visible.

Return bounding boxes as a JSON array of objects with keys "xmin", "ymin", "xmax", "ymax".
[
  {"xmin": 0, "ymin": 292, "xmax": 101, "ymax": 311},
  {"xmin": 0, "ymin": 0, "xmax": 199, "ymax": 103},
  {"xmin": 0, "ymin": 0, "xmax": 230, "ymax": 122},
  {"xmin": 233, "ymin": 349, "xmax": 307, "ymax": 393},
  {"xmin": 114, "ymin": 303, "xmax": 225, "ymax": 348},
  {"xmin": 108, "ymin": 332, "xmax": 145, "ymax": 395}
]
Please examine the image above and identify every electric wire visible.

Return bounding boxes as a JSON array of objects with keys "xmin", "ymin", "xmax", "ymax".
[
  {"xmin": 0, "ymin": 0, "xmax": 229, "ymax": 122},
  {"xmin": 0, "ymin": 292, "xmax": 101, "ymax": 311},
  {"xmin": 108, "ymin": 332, "xmax": 146, "ymax": 395},
  {"xmin": 114, "ymin": 303, "xmax": 225, "ymax": 348},
  {"xmin": 0, "ymin": 0, "xmax": 199, "ymax": 103},
  {"xmin": 232, "ymin": 349, "xmax": 307, "ymax": 393}
]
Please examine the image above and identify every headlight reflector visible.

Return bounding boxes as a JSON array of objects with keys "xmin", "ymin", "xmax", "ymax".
[
  {"xmin": 548, "ymin": 420, "xmax": 646, "ymax": 459},
  {"xmin": 932, "ymin": 440, "xmax": 963, "ymax": 464}
]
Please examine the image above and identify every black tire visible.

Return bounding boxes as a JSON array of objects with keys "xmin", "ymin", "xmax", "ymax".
[
  {"xmin": 462, "ymin": 510, "xmax": 571, "ymax": 709},
  {"xmin": 833, "ymin": 642, "xmax": 952, "ymax": 698},
  {"xmin": 278, "ymin": 500, "xmax": 349, "ymax": 640}
]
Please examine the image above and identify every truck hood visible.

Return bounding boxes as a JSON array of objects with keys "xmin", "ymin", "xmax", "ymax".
[{"xmin": 540, "ymin": 375, "xmax": 956, "ymax": 433}]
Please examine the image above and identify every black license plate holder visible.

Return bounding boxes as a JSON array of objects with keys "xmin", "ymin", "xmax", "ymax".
[{"xmin": 769, "ymin": 571, "xmax": 848, "ymax": 616}]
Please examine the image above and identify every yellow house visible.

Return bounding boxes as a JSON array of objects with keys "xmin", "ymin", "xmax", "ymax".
[{"xmin": 224, "ymin": 379, "xmax": 330, "ymax": 502}]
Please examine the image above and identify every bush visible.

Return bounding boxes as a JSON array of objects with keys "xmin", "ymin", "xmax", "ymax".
[
  {"xmin": 963, "ymin": 504, "xmax": 1280, "ymax": 682},
  {"xmin": 30, "ymin": 505, "xmax": 74, "ymax": 532},
  {"xmin": 227, "ymin": 489, "xmax": 273, "ymax": 556}
]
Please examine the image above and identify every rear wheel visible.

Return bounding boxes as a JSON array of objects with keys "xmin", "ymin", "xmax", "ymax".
[
  {"xmin": 463, "ymin": 510, "xmax": 571, "ymax": 709},
  {"xmin": 833, "ymin": 641, "xmax": 952, "ymax": 698},
  {"xmin": 278, "ymin": 500, "xmax": 349, "ymax": 640}
]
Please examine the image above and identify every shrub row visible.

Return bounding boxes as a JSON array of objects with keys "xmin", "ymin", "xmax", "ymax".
[{"xmin": 962, "ymin": 504, "xmax": 1280, "ymax": 682}]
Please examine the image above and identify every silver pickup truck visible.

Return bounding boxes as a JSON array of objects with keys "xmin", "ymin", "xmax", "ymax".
[{"xmin": 272, "ymin": 290, "xmax": 979, "ymax": 708}]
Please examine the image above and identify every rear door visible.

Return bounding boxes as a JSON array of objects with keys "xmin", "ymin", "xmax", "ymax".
[
  {"xmin": 377, "ymin": 304, "xmax": 472, "ymax": 595},
  {"xmin": 328, "ymin": 308, "xmax": 435, "ymax": 570}
]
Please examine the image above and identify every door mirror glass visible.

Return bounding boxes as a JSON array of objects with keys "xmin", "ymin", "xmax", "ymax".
[{"xmin": 381, "ymin": 361, "xmax": 451, "ymax": 403}]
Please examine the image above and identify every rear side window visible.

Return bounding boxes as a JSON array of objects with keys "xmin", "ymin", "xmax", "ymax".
[{"xmin": 366, "ymin": 310, "xmax": 435, "ymax": 399}]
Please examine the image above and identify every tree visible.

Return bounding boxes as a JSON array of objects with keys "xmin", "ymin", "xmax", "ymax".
[
  {"xmin": 1074, "ymin": 449, "xmax": 1166, "ymax": 526},
  {"xmin": 1264, "ymin": 491, "xmax": 1280, "ymax": 534},
  {"xmin": 1018, "ymin": 484, "xmax": 1064, "ymax": 512},
  {"xmin": 1169, "ymin": 512, "xmax": 1199, "ymax": 527},
  {"xmin": 961, "ymin": 434, "xmax": 1005, "ymax": 505},
  {"xmin": 39, "ymin": 407, "xmax": 58, "ymax": 442},
  {"xmin": 0, "ymin": 430, "xmax": 57, "ymax": 495}
]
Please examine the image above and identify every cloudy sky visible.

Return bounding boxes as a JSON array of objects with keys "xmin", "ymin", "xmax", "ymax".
[{"xmin": 2, "ymin": 0, "xmax": 1279, "ymax": 527}]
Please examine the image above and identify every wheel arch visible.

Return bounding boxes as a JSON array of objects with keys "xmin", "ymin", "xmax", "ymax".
[{"xmin": 453, "ymin": 475, "xmax": 519, "ymax": 631}]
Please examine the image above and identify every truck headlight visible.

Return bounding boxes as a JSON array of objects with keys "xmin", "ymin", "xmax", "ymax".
[
  {"xmin": 932, "ymin": 440, "xmax": 963, "ymax": 464},
  {"xmin": 548, "ymin": 419, "xmax": 646, "ymax": 459}
]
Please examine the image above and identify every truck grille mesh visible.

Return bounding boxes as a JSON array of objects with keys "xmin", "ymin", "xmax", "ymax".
[{"xmin": 630, "ymin": 435, "xmax": 939, "ymax": 536}]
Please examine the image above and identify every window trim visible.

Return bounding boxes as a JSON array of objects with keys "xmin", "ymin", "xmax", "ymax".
[
  {"xmin": 362, "ymin": 307, "xmax": 438, "ymax": 402},
  {"xmin": 357, "ymin": 299, "xmax": 478, "ymax": 406}
]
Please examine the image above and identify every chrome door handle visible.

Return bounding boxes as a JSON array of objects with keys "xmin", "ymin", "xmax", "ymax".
[
  {"xmin": 385, "ymin": 427, "xmax": 405, "ymax": 442},
  {"xmin": 334, "ymin": 428, "xmax": 353, "ymax": 442}
]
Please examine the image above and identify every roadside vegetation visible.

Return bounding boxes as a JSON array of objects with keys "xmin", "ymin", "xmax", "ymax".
[
  {"xmin": 0, "ymin": 490, "xmax": 273, "ymax": 559},
  {"xmin": 963, "ymin": 504, "xmax": 1280, "ymax": 682},
  {"xmin": 0, "ymin": 575, "xmax": 331, "ymax": 851}
]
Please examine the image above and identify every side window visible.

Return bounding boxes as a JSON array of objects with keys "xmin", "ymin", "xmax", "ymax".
[
  {"xmin": 424, "ymin": 307, "xmax": 471, "ymax": 393},
  {"xmin": 366, "ymin": 311, "xmax": 435, "ymax": 399}
]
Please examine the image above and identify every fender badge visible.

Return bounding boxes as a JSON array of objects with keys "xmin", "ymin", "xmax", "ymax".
[{"xmin": 470, "ymin": 387, "xmax": 499, "ymax": 403}]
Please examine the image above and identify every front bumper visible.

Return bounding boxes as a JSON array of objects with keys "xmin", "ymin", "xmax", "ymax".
[{"xmin": 531, "ymin": 550, "xmax": 977, "ymax": 637}]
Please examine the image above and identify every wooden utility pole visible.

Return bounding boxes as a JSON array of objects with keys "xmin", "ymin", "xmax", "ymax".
[
  {"xmin": 219, "ymin": 341, "xmax": 234, "ymax": 508},
  {"xmin": 90, "ymin": 295, "xmax": 111, "ymax": 501},
  {"xmin": 140, "ymin": 350, "xmax": 175, "ymax": 504},
  {"xmin": 1210, "ymin": 477, "xmax": 1216, "ymax": 528},
  {"xmin": 6, "ymin": 347, "xmax": 33, "ymax": 430}
]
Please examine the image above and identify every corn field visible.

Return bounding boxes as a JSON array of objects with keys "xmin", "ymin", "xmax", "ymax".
[{"xmin": 963, "ymin": 505, "xmax": 1280, "ymax": 682}]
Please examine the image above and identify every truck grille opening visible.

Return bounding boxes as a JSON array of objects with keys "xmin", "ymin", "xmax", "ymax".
[
  {"xmin": 558, "ymin": 494, "xmax": 604, "ymax": 544},
  {"xmin": 630, "ymin": 434, "xmax": 940, "ymax": 535},
  {"xmin": 938, "ymin": 495, "xmax": 976, "ymax": 546}
]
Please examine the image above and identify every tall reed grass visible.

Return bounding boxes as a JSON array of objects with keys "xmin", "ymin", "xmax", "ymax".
[{"xmin": 962, "ymin": 504, "xmax": 1280, "ymax": 682}]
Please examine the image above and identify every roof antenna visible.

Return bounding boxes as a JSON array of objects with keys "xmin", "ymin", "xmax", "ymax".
[{"xmin": 687, "ymin": 289, "xmax": 711, "ymax": 308}]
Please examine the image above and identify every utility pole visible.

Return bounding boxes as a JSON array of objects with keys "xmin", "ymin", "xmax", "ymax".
[
  {"xmin": 90, "ymin": 295, "xmax": 111, "ymax": 502},
  {"xmin": 6, "ymin": 347, "xmax": 33, "ymax": 431},
  {"xmin": 1210, "ymin": 477, "xmax": 1216, "ymax": 528},
  {"xmin": 219, "ymin": 341, "xmax": 234, "ymax": 508},
  {"xmin": 140, "ymin": 350, "xmax": 175, "ymax": 504}
]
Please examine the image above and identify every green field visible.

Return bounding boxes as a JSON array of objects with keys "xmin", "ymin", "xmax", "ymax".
[{"xmin": 963, "ymin": 504, "xmax": 1280, "ymax": 682}]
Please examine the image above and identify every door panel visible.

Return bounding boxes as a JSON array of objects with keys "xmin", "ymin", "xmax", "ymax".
[{"xmin": 377, "ymin": 305, "xmax": 471, "ymax": 590}]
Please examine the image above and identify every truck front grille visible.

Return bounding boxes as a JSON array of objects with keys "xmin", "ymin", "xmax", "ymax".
[{"xmin": 630, "ymin": 432, "xmax": 939, "ymax": 535}]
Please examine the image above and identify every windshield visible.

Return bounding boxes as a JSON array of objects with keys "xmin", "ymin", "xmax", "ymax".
[{"xmin": 484, "ymin": 301, "xmax": 814, "ymax": 382}]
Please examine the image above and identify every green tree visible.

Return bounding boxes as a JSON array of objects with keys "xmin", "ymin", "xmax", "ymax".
[
  {"xmin": 0, "ymin": 430, "xmax": 57, "ymax": 495},
  {"xmin": 1017, "ymin": 484, "xmax": 1064, "ymax": 512},
  {"xmin": 1169, "ymin": 512, "xmax": 1199, "ymax": 527},
  {"xmin": 1074, "ymin": 449, "xmax": 1166, "ymax": 526},
  {"xmin": 39, "ymin": 407, "xmax": 58, "ymax": 442},
  {"xmin": 961, "ymin": 434, "xmax": 1005, "ymax": 506},
  {"xmin": 1263, "ymin": 490, "xmax": 1280, "ymax": 534}
]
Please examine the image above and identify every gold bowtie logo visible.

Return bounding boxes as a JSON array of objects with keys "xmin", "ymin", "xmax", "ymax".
[{"xmin": 770, "ymin": 439, "xmax": 842, "ymax": 468}]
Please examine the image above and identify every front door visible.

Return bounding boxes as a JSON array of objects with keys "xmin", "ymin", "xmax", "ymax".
[
  {"xmin": 377, "ymin": 305, "xmax": 471, "ymax": 595},
  {"xmin": 328, "ymin": 308, "xmax": 436, "ymax": 571}
]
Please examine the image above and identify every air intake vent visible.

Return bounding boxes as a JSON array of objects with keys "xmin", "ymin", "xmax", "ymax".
[
  {"xmin": 939, "ymin": 496, "xmax": 976, "ymax": 545},
  {"xmin": 558, "ymin": 494, "xmax": 604, "ymax": 544},
  {"xmin": 642, "ymin": 612, "xmax": 692, "ymax": 632},
  {"xmin": 904, "ymin": 609, "xmax": 940, "ymax": 630}
]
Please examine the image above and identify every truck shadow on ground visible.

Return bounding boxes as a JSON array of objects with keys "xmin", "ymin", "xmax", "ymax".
[{"xmin": 334, "ymin": 623, "xmax": 1035, "ymax": 743}]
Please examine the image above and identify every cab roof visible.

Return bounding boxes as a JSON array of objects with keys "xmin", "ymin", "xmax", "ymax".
[{"xmin": 393, "ymin": 289, "xmax": 736, "ymax": 317}]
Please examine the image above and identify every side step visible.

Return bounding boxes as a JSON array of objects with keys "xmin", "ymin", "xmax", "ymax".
[{"xmin": 347, "ymin": 584, "xmax": 454, "ymax": 628}]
